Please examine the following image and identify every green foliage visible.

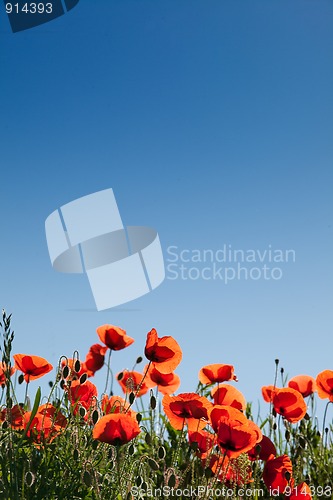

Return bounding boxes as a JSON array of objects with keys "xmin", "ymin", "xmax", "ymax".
[{"xmin": 1, "ymin": 312, "xmax": 333, "ymax": 499}]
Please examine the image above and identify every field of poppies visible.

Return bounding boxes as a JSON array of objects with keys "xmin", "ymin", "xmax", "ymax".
[{"xmin": 0, "ymin": 309, "xmax": 332, "ymax": 500}]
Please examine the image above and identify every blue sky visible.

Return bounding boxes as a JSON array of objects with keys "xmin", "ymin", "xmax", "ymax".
[{"xmin": 0, "ymin": 0, "xmax": 332, "ymax": 416}]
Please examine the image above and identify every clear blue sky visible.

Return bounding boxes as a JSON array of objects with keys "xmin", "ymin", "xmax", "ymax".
[{"xmin": 0, "ymin": 0, "xmax": 332, "ymax": 416}]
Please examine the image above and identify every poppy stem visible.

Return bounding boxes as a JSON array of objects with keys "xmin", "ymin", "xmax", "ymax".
[
  {"xmin": 24, "ymin": 377, "xmax": 30, "ymax": 408},
  {"xmin": 322, "ymin": 401, "xmax": 332, "ymax": 448},
  {"xmin": 125, "ymin": 361, "xmax": 152, "ymax": 413},
  {"xmin": 103, "ymin": 350, "xmax": 112, "ymax": 395},
  {"xmin": 172, "ymin": 418, "xmax": 185, "ymax": 467},
  {"xmin": 115, "ymin": 445, "xmax": 123, "ymax": 499}
]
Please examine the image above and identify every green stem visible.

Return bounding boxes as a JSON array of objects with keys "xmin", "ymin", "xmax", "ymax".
[{"xmin": 103, "ymin": 350, "xmax": 112, "ymax": 394}]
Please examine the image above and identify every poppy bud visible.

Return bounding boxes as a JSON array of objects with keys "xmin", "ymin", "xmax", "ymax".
[
  {"xmin": 117, "ymin": 372, "xmax": 124, "ymax": 381},
  {"xmin": 136, "ymin": 356, "xmax": 143, "ymax": 364},
  {"xmin": 83, "ymin": 471, "xmax": 92, "ymax": 487},
  {"xmin": 18, "ymin": 374, "xmax": 24, "ymax": 385},
  {"xmin": 129, "ymin": 392, "xmax": 135, "ymax": 405},
  {"xmin": 25, "ymin": 471, "xmax": 35, "ymax": 487},
  {"xmin": 145, "ymin": 433, "xmax": 152, "ymax": 445},
  {"xmin": 158, "ymin": 446, "xmax": 166, "ymax": 459},
  {"xmin": 128, "ymin": 444, "xmax": 135, "ymax": 455},
  {"xmin": 136, "ymin": 413, "xmax": 142, "ymax": 423},
  {"xmin": 62, "ymin": 365, "xmax": 70, "ymax": 379},
  {"xmin": 148, "ymin": 458, "xmax": 159, "ymax": 471},
  {"xmin": 92, "ymin": 410, "xmax": 99, "ymax": 425},
  {"xmin": 74, "ymin": 360, "xmax": 81, "ymax": 373},
  {"xmin": 150, "ymin": 395, "xmax": 156, "ymax": 410},
  {"xmin": 168, "ymin": 474, "xmax": 176, "ymax": 487},
  {"xmin": 79, "ymin": 373, "xmax": 87, "ymax": 384}
]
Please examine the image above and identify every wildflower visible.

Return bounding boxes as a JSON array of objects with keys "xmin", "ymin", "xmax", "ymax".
[
  {"xmin": 96, "ymin": 324, "xmax": 134, "ymax": 351},
  {"xmin": 117, "ymin": 370, "xmax": 149, "ymax": 397},
  {"xmin": 13, "ymin": 354, "xmax": 53, "ymax": 382},
  {"xmin": 162, "ymin": 393, "xmax": 212, "ymax": 431},
  {"xmin": 288, "ymin": 375, "xmax": 316, "ymax": 398},
  {"xmin": 144, "ymin": 328, "xmax": 182, "ymax": 373},
  {"xmin": 93, "ymin": 413, "xmax": 140, "ymax": 445},
  {"xmin": 68, "ymin": 379, "xmax": 98, "ymax": 416},
  {"xmin": 188, "ymin": 429, "xmax": 215, "ymax": 454},
  {"xmin": 144, "ymin": 364, "xmax": 181, "ymax": 395},
  {"xmin": 248, "ymin": 434, "xmax": 276, "ymax": 461},
  {"xmin": 211, "ymin": 383, "xmax": 246, "ymax": 411},
  {"xmin": 84, "ymin": 344, "xmax": 108, "ymax": 376},
  {"xmin": 261, "ymin": 385, "xmax": 277, "ymax": 403},
  {"xmin": 0, "ymin": 404, "xmax": 25, "ymax": 429},
  {"xmin": 263, "ymin": 454, "xmax": 293, "ymax": 493},
  {"xmin": 199, "ymin": 364, "xmax": 237, "ymax": 384},
  {"xmin": 23, "ymin": 404, "xmax": 67, "ymax": 445},
  {"xmin": 210, "ymin": 405, "xmax": 262, "ymax": 459},
  {"xmin": 0, "ymin": 362, "xmax": 16, "ymax": 387},
  {"xmin": 316, "ymin": 370, "xmax": 333, "ymax": 402},
  {"xmin": 272, "ymin": 388, "xmax": 307, "ymax": 423}
]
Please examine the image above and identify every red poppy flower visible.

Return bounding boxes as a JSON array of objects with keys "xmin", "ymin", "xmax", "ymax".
[
  {"xmin": 248, "ymin": 434, "xmax": 277, "ymax": 461},
  {"xmin": 162, "ymin": 393, "xmax": 212, "ymax": 431},
  {"xmin": 262, "ymin": 385, "xmax": 277, "ymax": 403},
  {"xmin": 68, "ymin": 379, "xmax": 98, "ymax": 415},
  {"xmin": 84, "ymin": 344, "xmax": 108, "ymax": 376},
  {"xmin": 211, "ymin": 384, "xmax": 246, "ymax": 411},
  {"xmin": 316, "ymin": 370, "xmax": 333, "ymax": 402},
  {"xmin": 263, "ymin": 454, "xmax": 293, "ymax": 493},
  {"xmin": 117, "ymin": 370, "xmax": 149, "ymax": 397},
  {"xmin": 93, "ymin": 413, "xmax": 140, "ymax": 446},
  {"xmin": 288, "ymin": 375, "xmax": 316, "ymax": 398},
  {"xmin": 188, "ymin": 429, "xmax": 215, "ymax": 454},
  {"xmin": 96, "ymin": 324, "xmax": 134, "ymax": 351},
  {"xmin": 144, "ymin": 364, "xmax": 181, "ymax": 395},
  {"xmin": 0, "ymin": 404, "xmax": 25, "ymax": 429},
  {"xmin": 23, "ymin": 403, "xmax": 67, "ymax": 445},
  {"xmin": 145, "ymin": 328, "xmax": 182, "ymax": 373},
  {"xmin": 13, "ymin": 354, "xmax": 53, "ymax": 382},
  {"xmin": 0, "ymin": 362, "xmax": 16, "ymax": 387},
  {"xmin": 101, "ymin": 394, "xmax": 136, "ymax": 418},
  {"xmin": 272, "ymin": 388, "xmax": 307, "ymax": 423},
  {"xmin": 199, "ymin": 364, "xmax": 237, "ymax": 385},
  {"xmin": 210, "ymin": 405, "xmax": 261, "ymax": 459},
  {"xmin": 285, "ymin": 482, "xmax": 312, "ymax": 500}
]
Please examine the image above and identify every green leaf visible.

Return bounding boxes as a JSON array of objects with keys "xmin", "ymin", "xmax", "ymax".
[{"xmin": 20, "ymin": 386, "xmax": 41, "ymax": 440}]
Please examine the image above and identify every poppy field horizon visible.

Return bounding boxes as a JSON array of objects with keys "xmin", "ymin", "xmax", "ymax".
[{"xmin": 0, "ymin": 309, "xmax": 333, "ymax": 500}]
